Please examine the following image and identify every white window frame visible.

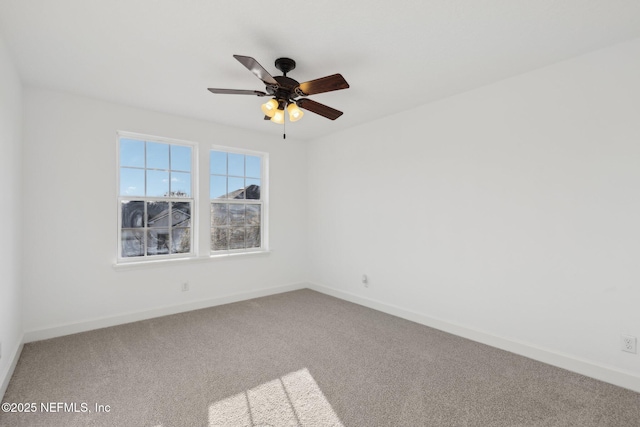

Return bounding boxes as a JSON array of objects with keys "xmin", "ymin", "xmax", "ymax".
[
  {"xmin": 209, "ymin": 145, "xmax": 269, "ymax": 256},
  {"xmin": 116, "ymin": 131, "xmax": 198, "ymax": 264}
]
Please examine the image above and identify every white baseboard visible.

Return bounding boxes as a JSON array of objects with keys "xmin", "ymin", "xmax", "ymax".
[
  {"xmin": 1, "ymin": 338, "xmax": 24, "ymax": 400},
  {"xmin": 307, "ymin": 281, "xmax": 640, "ymax": 393},
  {"xmin": 24, "ymin": 282, "xmax": 306, "ymax": 343}
]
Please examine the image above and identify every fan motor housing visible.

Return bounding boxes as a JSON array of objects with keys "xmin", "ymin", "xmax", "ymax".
[
  {"xmin": 268, "ymin": 76, "xmax": 301, "ymax": 104},
  {"xmin": 273, "ymin": 76, "xmax": 299, "ymax": 90}
]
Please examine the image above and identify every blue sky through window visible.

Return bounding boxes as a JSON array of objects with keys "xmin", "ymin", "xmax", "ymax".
[
  {"xmin": 146, "ymin": 142, "xmax": 169, "ymax": 170},
  {"xmin": 209, "ymin": 151, "xmax": 261, "ymax": 199},
  {"xmin": 171, "ymin": 145, "xmax": 191, "ymax": 172},
  {"xmin": 120, "ymin": 167, "xmax": 144, "ymax": 196},
  {"xmin": 120, "ymin": 139, "xmax": 144, "ymax": 168},
  {"xmin": 120, "ymin": 138, "xmax": 192, "ymax": 197}
]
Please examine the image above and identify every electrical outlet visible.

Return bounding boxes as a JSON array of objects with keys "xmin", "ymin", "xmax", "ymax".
[
  {"xmin": 621, "ymin": 335, "xmax": 637, "ymax": 354},
  {"xmin": 181, "ymin": 282, "xmax": 189, "ymax": 292}
]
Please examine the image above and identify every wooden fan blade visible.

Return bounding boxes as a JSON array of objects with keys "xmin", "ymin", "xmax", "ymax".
[
  {"xmin": 208, "ymin": 88, "xmax": 267, "ymax": 96},
  {"xmin": 233, "ymin": 55, "xmax": 278, "ymax": 85},
  {"xmin": 297, "ymin": 98, "xmax": 343, "ymax": 120},
  {"xmin": 298, "ymin": 74, "xmax": 349, "ymax": 96}
]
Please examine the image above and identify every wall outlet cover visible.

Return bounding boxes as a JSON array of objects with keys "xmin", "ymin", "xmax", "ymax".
[{"xmin": 621, "ymin": 335, "xmax": 637, "ymax": 354}]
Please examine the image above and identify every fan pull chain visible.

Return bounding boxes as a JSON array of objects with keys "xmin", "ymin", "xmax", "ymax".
[{"xmin": 283, "ymin": 111, "xmax": 286, "ymax": 139}]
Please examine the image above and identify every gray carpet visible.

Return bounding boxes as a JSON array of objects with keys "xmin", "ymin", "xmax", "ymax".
[{"xmin": 1, "ymin": 289, "xmax": 639, "ymax": 426}]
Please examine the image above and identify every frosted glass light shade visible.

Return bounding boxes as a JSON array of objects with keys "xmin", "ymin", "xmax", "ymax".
[
  {"xmin": 261, "ymin": 99, "xmax": 278, "ymax": 117},
  {"xmin": 287, "ymin": 103, "xmax": 304, "ymax": 122},
  {"xmin": 271, "ymin": 109, "xmax": 285, "ymax": 124}
]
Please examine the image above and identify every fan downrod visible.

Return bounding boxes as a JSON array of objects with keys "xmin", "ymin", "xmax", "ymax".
[{"xmin": 275, "ymin": 58, "xmax": 296, "ymax": 76}]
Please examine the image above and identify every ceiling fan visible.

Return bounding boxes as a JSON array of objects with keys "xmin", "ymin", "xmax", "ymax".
[{"xmin": 208, "ymin": 55, "xmax": 349, "ymax": 126}]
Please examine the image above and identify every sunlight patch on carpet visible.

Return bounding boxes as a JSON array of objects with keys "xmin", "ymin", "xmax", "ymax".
[{"xmin": 208, "ymin": 368, "xmax": 343, "ymax": 427}]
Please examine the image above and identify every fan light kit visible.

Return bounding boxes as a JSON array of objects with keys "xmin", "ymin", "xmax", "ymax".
[{"xmin": 208, "ymin": 55, "xmax": 349, "ymax": 137}]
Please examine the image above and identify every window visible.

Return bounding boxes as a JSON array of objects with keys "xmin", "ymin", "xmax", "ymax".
[
  {"xmin": 116, "ymin": 133, "xmax": 267, "ymax": 264},
  {"xmin": 118, "ymin": 134, "xmax": 194, "ymax": 261},
  {"xmin": 210, "ymin": 149, "xmax": 265, "ymax": 252}
]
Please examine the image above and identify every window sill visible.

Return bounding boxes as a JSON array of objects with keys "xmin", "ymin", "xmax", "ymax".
[{"xmin": 112, "ymin": 250, "xmax": 271, "ymax": 271}]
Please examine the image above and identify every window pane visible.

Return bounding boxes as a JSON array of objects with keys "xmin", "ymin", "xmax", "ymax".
[
  {"xmin": 210, "ymin": 151, "xmax": 227, "ymax": 175},
  {"xmin": 121, "ymin": 201, "xmax": 145, "ymax": 228},
  {"xmin": 121, "ymin": 229, "xmax": 144, "ymax": 257},
  {"xmin": 228, "ymin": 153, "xmax": 244, "ymax": 176},
  {"xmin": 245, "ymin": 178, "xmax": 260, "ymax": 200},
  {"xmin": 147, "ymin": 201, "xmax": 170, "ymax": 228},
  {"xmin": 246, "ymin": 155, "xmax": 261, "ymax": 178},
  {"xmin": 211, "ymin": 228, "xmax": 229, "ymax": 251},
  {"xmin": 211, "ymin": 203, "xmax": 229, "ymax": 226},
  {"xmin": 210, "ymin": 175, "xmax": 227, "ymax": 199},
  {"xmin": 171, "ymin": 202, "xmax": 191, "ymax": 227},
  {"xmin": 170, "ymin": 145, "xmax": 191, "ymax": 172},
  {"xmin": 246, "ymin": 227, "xmax": 260, "ymax": 248},
  {"xmin": 120, "ymin": 168, "xmax": 145, "ymax": 196},
  {"xmin": 170, "ymin": 171, "xmax": 191, "ymax": 197},
  {"xmin": 229, "ymin": 204, "xmax": 245, "ymax": 226},
  {"xmin": 171, "ymin": 228, "xmax": 190, "ymax": 253},
  {"xmin": 246, "ymin": 204, "xmax": 260, "ymax": 226},
  {"xmin": 147, "ymin": 170, "xmax": 170, "ymax": 197},
  {"xmin": 147, "ymin": 142, "xmax": 169, "ymax": 170},
  {"xmin": 120, "ymin": 139, "xmax": 145, "ymax": 168},
  {"xmin": 228, "ymin": 177, "xmax": 245, "ymax": 199},
  {"xmin": 147, "ymin": 229, "xmax": 170, "ymax": 255},
  {"xmin": 229, "ymin": 227, "xmax": 245, "ymax": 249}
]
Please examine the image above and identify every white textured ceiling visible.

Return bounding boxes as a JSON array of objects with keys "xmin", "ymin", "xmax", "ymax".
[{"xmin": 1, "ymin": 0, "xmax": 640, "ymax": 141}]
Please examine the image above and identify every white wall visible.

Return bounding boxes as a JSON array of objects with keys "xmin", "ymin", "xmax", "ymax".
[
  {"xmin": 308, "ymin": 38, "xmax": 640, "ymax": 386},
  {"xmin": 0, "ymin": 36, "xmax": 23, "ymax": 394},
  {"xmin": 22, "ymin": 88, "xmax": 308, "ymax": 337}
]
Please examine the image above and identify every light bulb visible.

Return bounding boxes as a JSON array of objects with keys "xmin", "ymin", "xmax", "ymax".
[
  {"xmin": 261, "ymin": 99, "xmax": 278, "ymax": 117},
  {"xmin": 287, "ymin": 103, "xmax": 304, "ymax": 122}
]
